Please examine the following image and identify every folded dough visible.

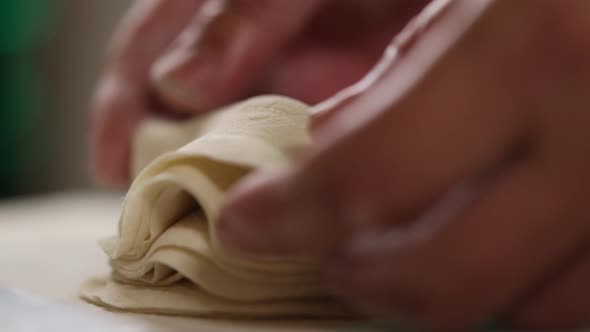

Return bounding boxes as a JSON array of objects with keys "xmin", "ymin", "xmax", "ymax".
[{"xmin": 81, "ymin": 96, "xmax": 353, "ymax": 318}]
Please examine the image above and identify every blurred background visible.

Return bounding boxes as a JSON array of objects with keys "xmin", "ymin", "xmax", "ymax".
[{"xmin": 0, "ymin": 0, "xmax": 132, "ymax": 197}]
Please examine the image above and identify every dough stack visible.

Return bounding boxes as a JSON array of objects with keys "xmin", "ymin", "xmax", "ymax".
[{"xmin": 81, "ymin": 96, "xmax": 353, "ymax": 318}]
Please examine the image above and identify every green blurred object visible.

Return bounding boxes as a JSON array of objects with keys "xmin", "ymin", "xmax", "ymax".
[
  {"xmin": 0, "ymin": 58, "xmax": 46, "ymax": 196},
  {"xmin": 0, "ymin": 0, "xmax": 56, "ymax": 53},
  {"xmin": 0, "ymin": 0, "xmax": 58, "ymax": 197}
]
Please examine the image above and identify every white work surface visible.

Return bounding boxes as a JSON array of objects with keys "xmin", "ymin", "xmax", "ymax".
[{"xmin": 0, "ymin": 192, "xmax": 357, "ymax": 332}]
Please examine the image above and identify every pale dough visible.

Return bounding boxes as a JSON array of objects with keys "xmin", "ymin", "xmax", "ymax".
[{"xmin": 80, "ymin": 96, "xmax": 354, "ymax": 318}]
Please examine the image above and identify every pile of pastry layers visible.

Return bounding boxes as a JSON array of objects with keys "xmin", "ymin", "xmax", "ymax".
[{"xmin": 81, "ymin": 96, "xmax": 353, "ymax": 318}]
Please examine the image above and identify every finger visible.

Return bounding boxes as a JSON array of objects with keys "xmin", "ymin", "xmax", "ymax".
[
  {"xmin": 323, "ymin": 155, "xmax": 590, "ymax": 331},
  {"xmin": 151, "ymin": 0, "xmax": 325, "ymax": 113},
  {"xmin": 512, "ymin": 249, "xmax": 590, "ymax": 330},
  {"xmin": 107, "ymin": 0, "xmax": 205, "ymax": 80},
  {"xmin": 90, "ymin": 77, "xmax": 145, "ymax": 186},
  {"xmin": 219, "ymin": 0, "xmax": 526, "ymax": 256},
  {"xmin": 266, "ymin": 0, "xmax": 431, "ymax": 106},
  {"xmin": 91, "ymin": 0, "xmax": 204, "ymax": 185},
  {"xmin": 311, "ymin": 0, "xmax": 450, "ymax": 130}
]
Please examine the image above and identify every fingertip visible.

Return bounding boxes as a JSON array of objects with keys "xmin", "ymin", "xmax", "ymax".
[
  {"xmin": 91, "ymin": 126, "xmax": 131, "ymax": 189},
  {"xmin": 148, "ymin": 0, "xmax": 237, "ymax": 114},
  {"xmin": 220, "ymin": 171, "xmax": 283, "ymax": 229},
  {"xmin": 89, "ymin": 78, "xmax": 143, "ymax": 189}
]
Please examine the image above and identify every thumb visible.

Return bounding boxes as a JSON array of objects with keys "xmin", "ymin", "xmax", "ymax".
[{"xmin": 150, "ymin": 0, "xmax": 325, "ymax": 113}]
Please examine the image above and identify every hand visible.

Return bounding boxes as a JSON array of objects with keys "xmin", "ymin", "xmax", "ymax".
[
  {"xmin": 90, "ymin": 0, "xmax": 427, "ymax": 186},
  {"xmin": 218, "ymin": 0, "xmax": 590, "ymax": 330}
]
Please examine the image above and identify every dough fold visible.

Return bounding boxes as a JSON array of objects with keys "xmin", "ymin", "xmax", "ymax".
[{"xmin": 81, "ymin": 96, "xmax": 353, "ymax": 318}]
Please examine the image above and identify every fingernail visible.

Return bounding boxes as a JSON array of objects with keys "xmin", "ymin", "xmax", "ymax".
[
  {"xmin": 151, "ymin": 4, "xmax": 244, "ymax": 112},
  {"xmin": 346, "ymin": 228, "xmax": 410, "ymax": 261},
  {"xmin": 324, "ymin": 229, "xmax": 410, "ymax": 287},
  {"xmin": 151, "ymin": 48, "xmax": 220, "ymax": 111}
]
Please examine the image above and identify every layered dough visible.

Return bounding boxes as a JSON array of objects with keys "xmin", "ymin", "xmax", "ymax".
[{"xmin": 81, "ymin": 96, "xmax": 353, "ymax": 318}]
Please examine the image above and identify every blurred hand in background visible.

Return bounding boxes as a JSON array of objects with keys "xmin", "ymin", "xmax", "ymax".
[{"xmin": 91, "ymin": 0, "xmax": 427, "ymax": 186}]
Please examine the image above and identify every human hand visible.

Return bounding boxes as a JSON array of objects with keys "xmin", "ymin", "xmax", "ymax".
[
  {"xmin": 90, "ymin": 0, "xmax": 427, "ymax": 186},
  {"xmin": 218, "ymin": 0, "xmax": 590, "ymax": 330}
]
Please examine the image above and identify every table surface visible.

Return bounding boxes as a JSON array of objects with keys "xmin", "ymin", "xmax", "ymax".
[{"xmin": 0, "ymin": 192, "xmax": 358, "ymax": 332}]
